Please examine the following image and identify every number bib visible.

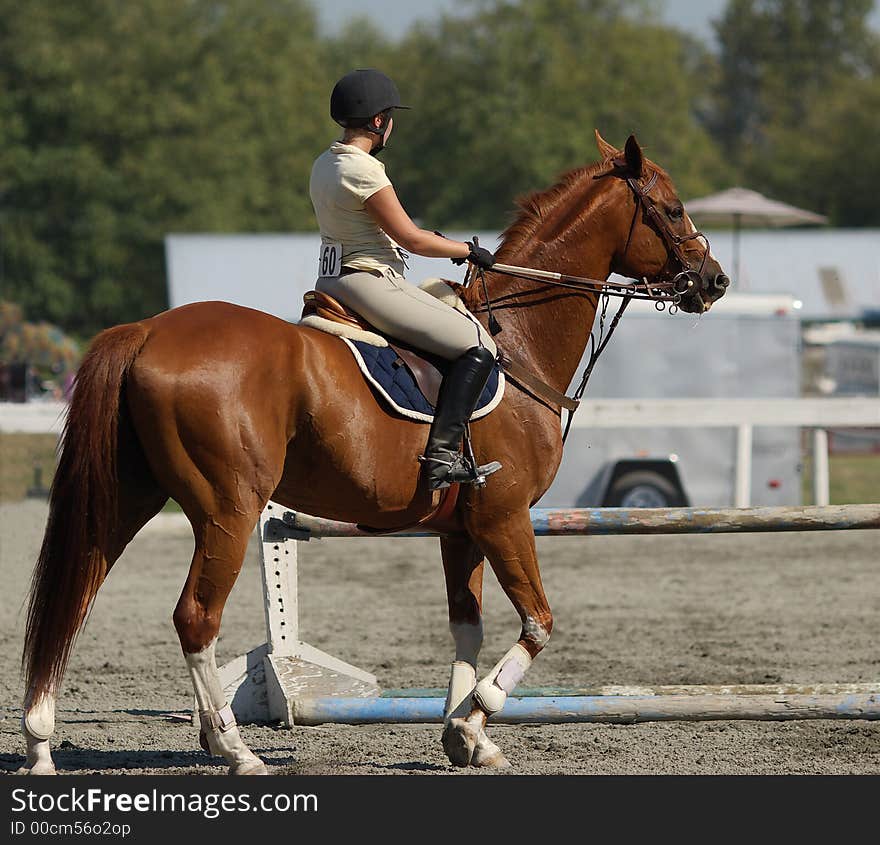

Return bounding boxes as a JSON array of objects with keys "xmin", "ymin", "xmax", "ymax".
[{"xmin": 318, "ymin": 240, "xmax": 343, "ymax": 278}]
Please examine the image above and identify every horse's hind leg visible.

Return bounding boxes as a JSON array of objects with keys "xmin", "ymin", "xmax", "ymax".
[
  {"xmin": 19, "ymin": 437, "xmax": 168, "ymax": 776},
  {"xmin": 442, "ymin": 509, "xmax": 552, "ymax": 767},
  {"xmin": 438, "ymin": 535, "xmax": 510, "ymax": 769},
  {"xmin": 174, "ymin": 508, "xmax": 267, "ymax": 776}
]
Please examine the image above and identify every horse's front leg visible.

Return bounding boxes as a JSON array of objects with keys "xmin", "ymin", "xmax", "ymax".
[
  {"xmin": 438, "ymin": 536, "xmax": 510, "ymax": 768},
  {"xmin": 443, "ymin": 509, "xmax": 552, "ymax": 768}
]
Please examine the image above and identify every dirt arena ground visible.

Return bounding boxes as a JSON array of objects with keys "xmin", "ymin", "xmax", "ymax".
[{"xmin": 1, "ymin": 499, "xmax": 878, "ymax": 775}]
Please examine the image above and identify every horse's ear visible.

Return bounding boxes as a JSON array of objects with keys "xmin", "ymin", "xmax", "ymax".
[
  {"xmin": 594, "ymin": 129, "xmax": 619, "ymax": 162},
  {"xmin": 624, "ymin": 135, "xmax": 644, "ymax": 178}
]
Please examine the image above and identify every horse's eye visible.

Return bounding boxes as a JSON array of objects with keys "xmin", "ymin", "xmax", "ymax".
[{"xmin": 668, "ymin": 206, "xmax": 684, "ymax": 221}]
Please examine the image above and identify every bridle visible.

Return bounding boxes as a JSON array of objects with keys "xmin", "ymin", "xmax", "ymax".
[
  {"xmin": 473, "ymin": 165, "xmax": 716, "ymax": 314},
  {"xmin": 468, "ymin": 164, "xmax": 719, "ymax": 440},
  {"xmin": 619, "ymin": 169, "xmax": 712, "ymax": 303}
]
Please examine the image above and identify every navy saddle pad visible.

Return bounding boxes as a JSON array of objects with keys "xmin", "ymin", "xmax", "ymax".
[{"xmin": 349, "ymin": 340, "xmax": 501, "ymax": 419}]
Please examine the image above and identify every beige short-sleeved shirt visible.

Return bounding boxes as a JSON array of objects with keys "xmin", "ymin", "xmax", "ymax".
[{"xmin": 309, "ymin": 142, "xmax": 405, "ymax": 275}]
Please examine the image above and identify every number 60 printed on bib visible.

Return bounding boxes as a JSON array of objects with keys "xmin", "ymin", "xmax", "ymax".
[{"xmin": 319, "ymin": 241, "xmax": 342, "ymax": 278}]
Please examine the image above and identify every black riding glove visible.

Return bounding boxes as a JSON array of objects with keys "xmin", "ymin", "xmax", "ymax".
[
  {"xmin": 468, "ymin": 242, "xmax": 496, "ymax": 270},
  {"xmin": 451, "ymin": 240, "xmax": 496, "ymax": 270}
]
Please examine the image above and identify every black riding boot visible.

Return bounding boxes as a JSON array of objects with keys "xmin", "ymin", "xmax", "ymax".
[{"xmin": 419, "ymin": 346, "xmax": 502, "ymax": 490}]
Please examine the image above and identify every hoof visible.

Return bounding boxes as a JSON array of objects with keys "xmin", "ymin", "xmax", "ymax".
[
  {"xmin": 199, "ymin": 731, "xmax": 210, "ymax": 753},
  {"xmin": 14, "ymin": 761, "xmax": 57, "ymax": 775},
  {"xmin": 229, "ymin": 759, "xmax": 268, "ymax": 776},
  {"xmin": 471, "ymin": 730, "xmax": 511, "ymax": 769},
  {"xmin": 18, "ymin": 731, "xmax": 56, "ymax": 775},
  {"xmin": 442, "ymin": 718, "xmax": 479, "ymax": 768},
  {"xmin": 471, "ymin": 747, "xmax": 511, "ymax": 768}
]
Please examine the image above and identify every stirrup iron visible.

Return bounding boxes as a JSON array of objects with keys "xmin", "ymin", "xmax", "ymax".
[{"xmin": 418, "ymin": 452, "xmax": 501, "ymax": 489}]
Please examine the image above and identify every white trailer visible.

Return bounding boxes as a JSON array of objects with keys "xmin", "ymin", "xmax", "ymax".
[{"xmin": 544, "ymin": 293, "xmax": 805, "ymax": 508}]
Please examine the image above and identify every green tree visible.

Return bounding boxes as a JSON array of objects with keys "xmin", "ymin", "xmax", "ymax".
[
  {"xmin": 385, "ymin": 0, "xmax": 727, "ymax": 228},
  {"xmin": 714, "ymin": 0, "xmax": 877, "ymax": 145},
  {"xmin": 755, "ymin": 73, "xmax": 880, "ymax": 225},
  {"xmin": 17, "ymin": 0, "xmax": 849, "ymax": 339},
  {"xmin": 0, "ymin": 0, "xmax": 327, "ymax": 337},
  {"xmin": 710, "ymin": 0, "xmax": 880, "ymax": 223}
]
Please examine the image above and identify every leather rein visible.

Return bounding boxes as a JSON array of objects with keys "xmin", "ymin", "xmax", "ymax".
[{"xmin": 471, "ymin": 166, "xmax": 713, "ymax": 439}]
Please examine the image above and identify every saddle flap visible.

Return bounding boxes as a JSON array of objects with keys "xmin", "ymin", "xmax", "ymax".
[{"xmin": 388, "ymin": 344, "xmax": 444, "ymax": 408}]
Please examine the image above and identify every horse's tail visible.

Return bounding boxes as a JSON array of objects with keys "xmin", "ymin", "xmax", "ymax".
[{"xmin": 22, "ymin": 321, "xmax": 151, "ymax": 704}]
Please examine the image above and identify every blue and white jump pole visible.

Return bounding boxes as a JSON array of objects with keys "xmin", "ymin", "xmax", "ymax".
[
  {"xmin": 216, "ymin": 502, "xmax": 880, "ymax": 727},
  {"xmin": 280, "ymin": 503, "xmax": 880, "ymax": 538},
  {"xmin": 294, "ymin": 691, "xmax": 880, "ymax": 726}
]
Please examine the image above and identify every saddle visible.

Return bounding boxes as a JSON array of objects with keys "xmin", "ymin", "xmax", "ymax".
[
  {"xmin": 300, "ymin": 288, "xmax": 471, "ymax": 535},
  {"xmin": 302, "ymin": 289, "xmax": 370, "ymax": 332},
  {"xmin": 302, "ymin": 289, "xmax": 445, "ymax": 406}
]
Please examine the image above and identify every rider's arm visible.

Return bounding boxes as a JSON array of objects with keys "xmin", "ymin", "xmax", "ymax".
[{"xmin": 365, "ymin": 185, "xmax": 471, "ymax": 260}]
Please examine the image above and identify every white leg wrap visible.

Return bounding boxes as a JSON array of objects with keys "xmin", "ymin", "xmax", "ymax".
[
  {"xmin": 186, "ymin": 640, "xmax": 265, "ymax": 773},
  {"xmin": 185, "ymin": 639, "xmax": 226, "ymax": 708},
  {"xmin": 23, "ymin": 693, "xmax": 56, "ymax": 741},
  {"xmin": 472, "ymin": 644, "xmax": 532, "ymax": 716},
  {"xmin": 444, "ymin": 661, "xmax": 476, "ymax": 721},
  {"xmin": 200, "ymin": 704, "xmax": 236, "ymax": 733}
]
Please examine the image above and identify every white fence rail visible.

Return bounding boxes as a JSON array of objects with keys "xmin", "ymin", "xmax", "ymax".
[
  {"xmin": 0, "ymin": 401, "xmax": 67, "ymax": 434},
  {"xmin": 571, "ymin": 397, "xmax": 880, "ymax": 428}
]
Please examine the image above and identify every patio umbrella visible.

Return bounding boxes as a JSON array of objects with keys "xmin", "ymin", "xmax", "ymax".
[{"xmin": 684, "ymin": 187, "xmax": 828, "ymax": 285}]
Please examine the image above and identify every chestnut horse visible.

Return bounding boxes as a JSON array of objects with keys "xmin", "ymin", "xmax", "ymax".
[{"xmin": 19, "ymin": 132, "xmax": 727, "ymax": 774}]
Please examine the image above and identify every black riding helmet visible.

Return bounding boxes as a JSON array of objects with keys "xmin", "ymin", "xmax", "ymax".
[{"xmin": 330, "ymin": 69, "xmax": 409, "ymax": 130}]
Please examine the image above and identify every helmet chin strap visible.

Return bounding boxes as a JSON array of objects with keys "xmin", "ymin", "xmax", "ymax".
[{"xmin": 367, "ymin": 113, "xmax": 392, "ymax": 157}]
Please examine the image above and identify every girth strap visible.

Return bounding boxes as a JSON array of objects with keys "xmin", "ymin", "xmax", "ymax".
[
  {"xmin": 357, "ymin": 483, "xmax": 462, "ymax": 535},
  {"xmin": 496, "ymin": 351, "xmax": 579, "ymax": 413}
]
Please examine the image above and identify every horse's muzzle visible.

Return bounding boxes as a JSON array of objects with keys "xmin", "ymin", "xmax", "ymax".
[{"xmin": 711, "ymin": 274, "xmax": 730, "ymax": 293}]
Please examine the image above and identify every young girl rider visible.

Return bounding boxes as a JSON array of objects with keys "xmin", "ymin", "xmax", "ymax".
[{"xmin": 310, "ymin": 69, "xmax": 501, "ymax": 490}]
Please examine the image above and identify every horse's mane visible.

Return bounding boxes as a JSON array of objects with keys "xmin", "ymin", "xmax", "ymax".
[{"xmin": 497, "ymin": 160, "xmax": 608, "ymax": 260}]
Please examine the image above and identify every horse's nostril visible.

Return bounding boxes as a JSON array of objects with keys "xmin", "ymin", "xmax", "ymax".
[{"xmin": 714, "ymin": 274, "xmax": 730, "ymax": 291}]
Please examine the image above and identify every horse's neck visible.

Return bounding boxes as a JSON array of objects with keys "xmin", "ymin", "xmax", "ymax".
[{"xmin": 470, "ymin": 187, "xmax": 618, "ymax": 394}]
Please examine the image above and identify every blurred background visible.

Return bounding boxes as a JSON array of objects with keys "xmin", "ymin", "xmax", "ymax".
[{"xmin": 1, "ymin": 0, "xmax": 878, "ymax": 507}]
